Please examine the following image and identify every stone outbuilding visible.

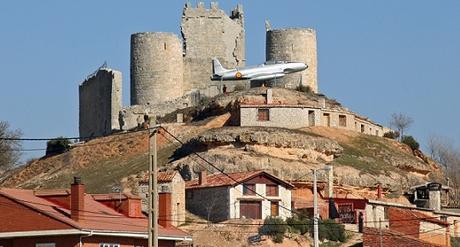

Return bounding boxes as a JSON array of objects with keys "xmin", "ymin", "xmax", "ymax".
[
  {"xmin": 405, "ymin": 182, "xmax": 451, "ymax": 211},
  {"xmin": 239, "ymin": 88, "xmax": 390, "ymax": 136},
  {"xmin": 185, "ymin": 170, "xmax": 293, "ymax": 222},
  {"xmin": 138, "ymin": 171, "xmax": 185, "ymax": 227}
]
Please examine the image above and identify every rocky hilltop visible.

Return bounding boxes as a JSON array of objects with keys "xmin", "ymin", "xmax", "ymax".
[{"xmin": 0, "ymin": 88, "xmax": 445, "ymax": 194}]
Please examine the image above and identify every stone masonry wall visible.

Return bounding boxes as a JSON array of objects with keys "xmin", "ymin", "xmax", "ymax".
[
  {"xmin": 130, "ymin": 32, "xmax": 184, "ymax": 105},
  {"xmin": 186, "ymin": 186, "xmax": 229, "ymax": 222},
  {"xmin": 266, "ymin": 28, "xmax": 317, "ymax": 92},
  {"xmin": 240, "ymin": 106, "xmax": 386, "ymax": 137},
  {"xmin": 79, "ymin": 68, "xmax": 122, "ymax": 139},
  {"xmin": 181, "ymin": 2, "xmax": 245, "ymax": 96}
]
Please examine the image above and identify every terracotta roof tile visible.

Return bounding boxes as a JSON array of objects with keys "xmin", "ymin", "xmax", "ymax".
[
  {"xmin": 186, "ymin": 170, "xmax": 293, "ymax": 189},
  {"xmin": 140, "ymin": 171, "xmax": 178, "ymax": 184},
  {"xmin": 0, "ymin": 188, "xmax": 189, "ymax": 239}
]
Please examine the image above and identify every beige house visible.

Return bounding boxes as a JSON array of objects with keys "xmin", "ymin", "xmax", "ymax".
[
  {"xmin": 138, "ymin": 171, "xmax": 185, "ymax": 227},
  {"xmin": 185, "ymin": 170, "xmax": 293, "ymax": 222}
]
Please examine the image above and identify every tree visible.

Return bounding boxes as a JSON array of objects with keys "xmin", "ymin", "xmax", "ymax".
[
  {"xmin": 0, "ymin": 121, "xmax": 22, "ymax": 171},
  {"xmin": 427, "ymin": 135, "xmax": 460, "ymax": 204},
  {"xmin": 390, "ymin": 113, "xmax": 413, "ymax": 141}
]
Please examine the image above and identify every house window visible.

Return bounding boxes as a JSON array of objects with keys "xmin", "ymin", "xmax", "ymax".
[
  {"xmin": 360, "ymin": 124, "xmax": 365, "ymax": 133},
  {"xmin": 339, "ymin": 115, "xmax": 347, "ymax": 127},
  {"xmin": 257, "ymin": 108, "xmax": 270, "ymax": 121},
  {"xmin": 266, "ymin": 185, "xmax": 279, "ymax": 197},
  {"xmin": 99, "ymin": 244, "xmax": 120, "ymax": 247},
  {"xmin": 384, "ymin": 207, "xmax": 389, "ymax": 220},
  {"xmin": 271, "ymin": 201, "xmax": 279, "ymax": 217},
  {"xmin": 243, "ymin": 184, "xmax": 256, "ymax": 195},
  {"xmin": 36, "ymin": 244, "xmax": 55, "ymax": 247}
]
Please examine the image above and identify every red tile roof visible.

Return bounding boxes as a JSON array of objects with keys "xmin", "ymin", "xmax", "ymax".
[
  {"xmin": 140, "ymin": 171, "xmax": 178, "ymax": 184},
  {"xmin": 0, "ymin": 188, "xmax": 189, "ymax": 239},
  {"xmin": 185, "ymin": 170, "xmax": 293, "ymax": 189},
  {"xmin": 92, "ymin": 193, "xmax": 140, "ymax": 201},
  {"xmin": 405, "ymin": 209, "xmax": 449, "ymax": 226}
]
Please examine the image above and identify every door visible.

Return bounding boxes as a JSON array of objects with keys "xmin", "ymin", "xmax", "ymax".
[
  {"xmin": 240, "ymin": 201, "xmax": 262, "ymax": 219},
  {"xmin": 271, "ymin": 201, "xmax": 279, "ymax": 217},
  {"xmin": 308, "ymin": 110, "xmax": 315, "ymax": 126}
]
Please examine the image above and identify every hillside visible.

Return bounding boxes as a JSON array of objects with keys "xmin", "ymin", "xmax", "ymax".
[{"xmin": 0, "ymin": 88, "xmax": 445, "ymax": 194}]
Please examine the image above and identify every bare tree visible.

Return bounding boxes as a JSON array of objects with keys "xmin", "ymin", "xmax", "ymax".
[
  {"xmin": 390, "ymin": 113, "xmax": 413, "ymax": 141},
  {"xmin": 0, "ymin": 121, "xmax": 22, "ymax": 171},
  {"xmin": 427, "ymin": 135, "xmax": 460, "ymax": 204},
  {"xmin": 427, "ymin": 135, "xmax": 460, "ymax": 170}
]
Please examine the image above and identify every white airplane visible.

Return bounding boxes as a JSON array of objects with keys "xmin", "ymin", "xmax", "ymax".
[{"xmin": 211, "ymin": 58, "xmax": 307, "ymax": 81}]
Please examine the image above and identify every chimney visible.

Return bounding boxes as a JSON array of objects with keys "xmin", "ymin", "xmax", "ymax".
[
  {"xmin": 266, "ymin": 88, "xmax": 273, "ymax": 104},
  {"xmin": 428, "ymin": 182, "xmax": 442, "ymax": 211},
  {"xmin": 318, "ymin": 95, "xmax": 326, "ymax": 109},
  {"xmin": 159, "ymin": 192, "xmax": 172, "ymax": 228},
  {"xmin": 376, "ymin": 183, "xmax": 382, "ymax": 199},
  {"xmin": 70, "ymin": 176, "xmax": 85, "ymax": 221},
  {"xmin": 199, "ymin": 170, "xmax": 207, "ymax": 185}
]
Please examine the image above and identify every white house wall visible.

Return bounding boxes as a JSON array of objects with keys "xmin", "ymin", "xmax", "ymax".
[{"xmin": 229, "ymin": 184, "xmax": 291, "ymax": 220}]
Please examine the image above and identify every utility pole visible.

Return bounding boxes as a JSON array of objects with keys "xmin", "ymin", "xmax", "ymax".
[
  {"xmin": 313, "ymin": 169, "xmax": 319, "ymax": 247},
  {"xmin": 148, "ymin": 128, "xmax": 158, "ymax": 247}
]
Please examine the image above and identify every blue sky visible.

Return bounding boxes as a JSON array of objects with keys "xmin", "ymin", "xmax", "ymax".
[{"xmin": 0, "ymin": 1, "xmax": 459, "ymax": 161}]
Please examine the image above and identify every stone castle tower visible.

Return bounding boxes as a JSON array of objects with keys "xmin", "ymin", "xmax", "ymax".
[
  {"xmin": 129, "ymin": 2, "xmax": 245, "ymax": 106},
  {"xmin": 130, "ymin": 32, "xmax": 184, "ymax": 105},
  {"xmin": 79, "ymin": 2, "xmax": 319, "ymax": 138},
  {"xmin": 181, "ymin": 2, "xmax": 245, "ymax": 94},
  {"xmin": 266, "ymin": 28, "xmax": 317, "ymax": 92}
]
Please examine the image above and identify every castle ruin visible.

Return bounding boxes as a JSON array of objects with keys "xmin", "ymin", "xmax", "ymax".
[{"xmin": 79, "ymin": 2, "xmax": 319, "ymax": 138}]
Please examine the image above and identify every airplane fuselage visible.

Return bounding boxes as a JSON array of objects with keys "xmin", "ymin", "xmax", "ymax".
[{"xmin": 211, "ymin": 61, "xmax": 307, "ymax": 81}]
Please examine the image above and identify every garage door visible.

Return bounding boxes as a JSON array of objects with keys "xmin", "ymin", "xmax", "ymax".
[{"xmin": 240, "ymin": 201, "xmax": 262, "ymax": 219}]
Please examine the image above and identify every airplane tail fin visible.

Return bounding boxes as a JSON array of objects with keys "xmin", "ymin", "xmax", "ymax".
[{"xmin": 212, "ymin": 58, "xmax": 228, "ymax": 76}]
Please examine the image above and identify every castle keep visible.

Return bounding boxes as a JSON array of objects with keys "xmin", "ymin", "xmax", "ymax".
[{"xmin": 79, "ymin": 2, "xmax": 319, "ymax": 138}]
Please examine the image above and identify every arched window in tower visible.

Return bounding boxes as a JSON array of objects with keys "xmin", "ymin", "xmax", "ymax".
[{"xmin": 164, "ymin": 42, "xmax": 167, "ymax": 50}]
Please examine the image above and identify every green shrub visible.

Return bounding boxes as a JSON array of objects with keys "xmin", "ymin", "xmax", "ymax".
[
  {"xmin": 286, "ymin": 215, "xmax": 310, "ymax": 235},
  {"xmin": 46, "ymin": 137, "xmax": 71, "ymax": 156},
  {"xmin": 260, "ymin": 216, "xmax": 287, "ymax": 243},
  {"xmin": 401, "ymin": 135, "xmax": 420, "ymax": 151},
  {"xmin": 383, "ymin": 131, "xmax": 400, "ymax": 139},
  {"xmin": 451, "ymin": 237, "xmax": 460, "ymax": 247},
  {"xmin": 296, "ymin": 85, "xmax": 312, "ymax": 93},
  {"xmin": 315, "ymin": 219, "xmax": 346, "ymax": 242}
]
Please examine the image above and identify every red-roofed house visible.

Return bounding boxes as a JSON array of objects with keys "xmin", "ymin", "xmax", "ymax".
[
  {"xmin": 185, "ymin": 170, "xmax": 293, "ymax": 222},
  {"xmin": 0, "ymin": 177, "xmax": 191, "ymax": 247}
]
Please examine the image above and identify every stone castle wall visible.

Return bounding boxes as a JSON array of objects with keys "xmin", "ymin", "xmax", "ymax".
[
  {"xmin": 266, "ymin": 28, "xmax": 318, "ymax": 92},
  {"xmin": 130, "ymin": 32, "xmax": 184, "ymax": 105},
  {"xmin": 79, "ymin": 68, "xmax": 122, "ymax": 139},
  {"xmin": 181, "ymin": 2, "xmax": 245, "ymax": 95}
]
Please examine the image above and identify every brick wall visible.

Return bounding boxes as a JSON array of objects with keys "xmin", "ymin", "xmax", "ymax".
[
  {"xmin": 363, "ymin": 227, "xmax": 444, "ymax": 247},
  {"xmin": 0, "ymin": 235, "xmax": 175, "ymax": 247},
  {"xmin": 0, "ymin": 195, "xmax": 72, "ymax": 232},
  {"xmin": 388, "ymin": 207, "xmax": 421, "ymax": 237}
]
